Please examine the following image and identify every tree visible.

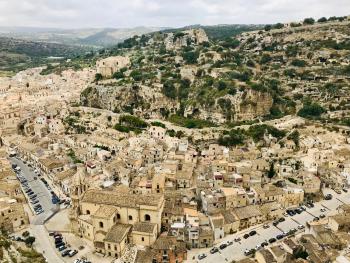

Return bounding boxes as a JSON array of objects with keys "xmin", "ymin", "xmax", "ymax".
[
  {"xmin": 273, "ymin": 23, "xmax": 284, "ymax": 29},
  {"xmin": 218, "ymin": 129, "xmax": 246, "ymax": 147},
  {"xmin": 25, "ymin": 236, "xmax": 36, "ymax": 247},
  {"xmin": 162, "ymin": 80, "xmax": 177, "ymax": 99},
  {"xmin": 267, "ymin": 162, "xmax": 276, "ymax": 179},
  {"xmin": 293, "ymin": 246, "xmax": 309, "ymax": 260},
  {"xmin": 260, "ymin": 53, "xmax": 272, "ymax": 64},
  {"xmin": 303, "ymin": 18, "xmax": 315, "ymax": 25},
  {"xmin": 130, "ymin": 70, "xmax": 143, "ymax": 81},
  {"xmin": 318, "ymin": 17, "xmax": 328, "ymax": 23},
  {"xmin": 183, "ymin": 51, "xmax": 199, "ymax": 64},
  {"xmin": 112, "ymin": 71, "xmax": 124, "ymax": 79},
  {"xmin": 264, "ymin": 25, "xmax": 272, "ymax": 31},
  {"xmin": 94, "ymin": 73, "xmax": 103, "ymax": 82},
  {"xmin": 291, "ymin": 59, "xmax": 307, "ymax": 67},
  {"xmin": 298, "ymin": 102, "xmax": 326, "ymax": 119}
]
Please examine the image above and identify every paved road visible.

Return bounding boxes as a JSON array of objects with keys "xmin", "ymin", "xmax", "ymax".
[
  {"xmin": 187, "ymin": 189, "xmax": 350, "ymax": 263},
  {"xmin": 10, "ymin": 157, "xmax": 64, "ymax": 263}
]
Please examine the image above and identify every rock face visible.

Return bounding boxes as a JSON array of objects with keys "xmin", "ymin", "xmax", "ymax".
[
  {"xmin": 234, "ymin": 89, "xmax": 273, "ymax": 121},
  {"xmin": 81, "ymin": 84, "xmax": 178, "ymax": 119},
  {"xmin": 81, "ymin": 83, "xmax": 272, "ymax": 124},
  {"xmin": 165, "ymin": 29, "xmax": 209, "ymax": 50},
  {"xmin": 184, "ymin": 89, "xmax": 273, "ymax": 123}
]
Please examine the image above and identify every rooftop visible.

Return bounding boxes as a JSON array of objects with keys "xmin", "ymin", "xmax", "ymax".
[
  {"xmin": 82, "ymin": 189, "xmax": 164, "ymax": 209},
  {"xmin": 104, "ymin": 224, "xmax": 131, "ymax": 243}
]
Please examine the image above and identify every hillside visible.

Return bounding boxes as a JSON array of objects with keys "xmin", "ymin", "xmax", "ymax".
[
  {"xmin": 0, "ymin": 26, "xmax": 165, "ymax": 47},
  {"xmin": 80, "ymin": 16, "xmax": 350, "ymax": 129},
  {"xmin": 0, "ymin": 37, "xmax": 89, "ymax": 74},
  {"xmin": 162, "ymin": 24, "xmax": 263, "ymax": 40}
]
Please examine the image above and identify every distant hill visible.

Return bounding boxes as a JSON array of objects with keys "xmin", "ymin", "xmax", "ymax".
[
  {"xmin": 161, "ymin": 24, "xmax": 264, "ymax": 40},
  {"xmin": 0, "ymin": 26, "xmax": 165, "ymax": 47},
  {"xmin": 0, "ymin": 36, "xmax": 89, "ymax": 73}
]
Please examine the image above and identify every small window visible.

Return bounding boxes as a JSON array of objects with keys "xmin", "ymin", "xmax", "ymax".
[
  {"xmin": 117, "ymin": 213, "xmax": 121, "ymax": 219},
  {"xmin": 99, "ymin": 221, "xmax": 104, "ymax": 228},
  {"xmin": 129, "ymin": 215, "xmax": 133, "ymax": 221},
  {"xmin": 86, "ymin": 210, "xmax": 90, "ymax": 215},
  {"xmin": 144, "ymin": 214, "xmax": 151, "ymax": 221},
  {"xmin": 142, "ymin": 237, "xmax": 145, "ymax": 241}
]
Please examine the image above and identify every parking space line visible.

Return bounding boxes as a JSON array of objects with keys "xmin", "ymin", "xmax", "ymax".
[
  {"xmin": 305, "ymin": 210, "xmax": 316, "ymax": 218},
  {"xmin": 336, "ymin": 197, "xmax": 346, "ymax": 205},
  {"xmin": 321, "ymin": 203, "xmax": 330, "ymax": 210},
  {"xmin": 289, "ymin": 217, "xmax": 301, "ymax": 225}
]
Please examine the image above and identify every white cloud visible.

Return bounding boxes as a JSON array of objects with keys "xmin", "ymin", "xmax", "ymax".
[{"xmin": 0, "ymin": 0, "xmax": 348, "ymax": 28}]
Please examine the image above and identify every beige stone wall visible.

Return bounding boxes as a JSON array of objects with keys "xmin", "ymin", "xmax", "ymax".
[{"xmin": 132, "ymin": 230, "xmax": 157, "ymax": 247}]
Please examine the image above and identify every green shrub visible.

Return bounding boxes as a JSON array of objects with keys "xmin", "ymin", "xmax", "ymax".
[{"xmin": 298, "ymin": 102, "xmax": 326, "ymax": 119}]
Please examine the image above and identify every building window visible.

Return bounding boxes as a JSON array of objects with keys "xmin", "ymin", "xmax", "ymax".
[
  {"xmin": 86, "ymin": 210, "xmax": 90, "ymax": 215},
  {"xmin": 144, "ymin": 214, "xmax": 151, "ymax": 221},
  {"xmin": 129, "ymin": 215, "xmax": 133, "ymax": 221},
  {"xmin": 142, "ymin": 237, "xmax": 144, "ymax": 241},
  {"xmin": 99, "ymin": 222, "xmax": 104, "ymax": 228},
  {"xmin": 117, "ymin": 213, "xmax": 121, "ymax": 219}
]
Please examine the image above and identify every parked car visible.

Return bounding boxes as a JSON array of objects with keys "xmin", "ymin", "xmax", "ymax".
[
  {"xmin": 249, "ymin": 230, "xmax": 257, "ymax": 236},
  {"xmin": 29, "ymin": 194, "xmax": 37, "ymax": 199},
  {"xmin": 263, "ymin": 224, "xmax": 270, "ymax": 229},
  {"xmin": 244, "ymin": 249, "xmax": 255, "ymax": 256},
  {"xmin": 261, "ymin": 241, "xmax": 268, "ymax": 247},
  {"xmin": 31, "ymin": 199, "xmax": 39, "ymax": 205},
  {"xmin": 35, "ymin": 209, "xmax": 44, "ymax": 215},
  {"xmin": 320, "ymin": 208, "xmax": 326, "ymax": 212},
  {"xmin": 234, "ymin": 237, "xmax": 241, "ymax": 242},
  {"xmin": 343, "ymin": 188, "xmax": 348, "ymax": 193},
  {"xmin": 298, "ymin": 225, "xmax": 305, "ymax": 230},
  {"xmin": 61, "ymin": 250, "xmax": 71, "ymax": 257},
  {"xmin": 210, "ymin": 247, "xmax": 219, "ymax": 254},
  {"xmin": 319, "ymin": 214, "xmax": 326, "ymax": 219},
  {"xmin": 287, "ymin": 210, "xmax": 296, "ymax": 216},
  {"xmin": 219, "ymin": 243, "xmax": 227, "ymax": 250},
  {"xmin": 294, "ymin": 208, "xmax": 302, "ymax": 214},
  {"xmin": 276, "ymin": 234, "xmax": 284, "ymax": 240},
  {"xmin": 226, "ymin": 241, "xmax": 233, "ymax": 246},
  {"xmin": 243, "ymin": 233, "xmax": 250, "ymax": 239},
  {"xmin": 278, "ymin": 217, "xmax": 285, "ymax": 223},
  {"xmin": 324, "ymin": 194, "xmax": 332, "ymax": 200},
  {"xmin": 58, "ymin": 245, "xmax": 66, "ymax": 251},
  {"xmin": 198, "ymin": 254, "xmax": 207, "ymax": 260},
  {"xmin": 54, "ymin": 234, "xmax": 62, "ymax": 239},
  {"xmin": 69, "ymin": 249, "xmax": 78, "ymax": 257},
  {"xmin": 55, "ymin": 242, "xmax": 65, "ymax": 248},
  {"xmin": 273, "ymin": 221, "xmax": 279, "ymax": 226},
  {"xmin": 269, "ymin": 238, "xmax": 276, "ymax": 244}
]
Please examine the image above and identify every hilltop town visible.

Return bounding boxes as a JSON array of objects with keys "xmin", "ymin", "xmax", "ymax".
[{"xmin": 1, "ymin": 15, "xmax": 350, "ymax": 263}]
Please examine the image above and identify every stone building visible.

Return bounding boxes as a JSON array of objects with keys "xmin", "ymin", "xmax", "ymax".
[{"xmin": 96, "ymin": 56, "xmax": 131, "ymax": 77}]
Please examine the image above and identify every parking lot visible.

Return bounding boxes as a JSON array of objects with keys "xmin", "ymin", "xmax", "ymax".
[
  {"xmin": 10, "ymin": 157, "xmax": 59, "ymax": 223},
  {"xmin": 188, "ymin": 189, "xmax": 350, "ymax": 263}
]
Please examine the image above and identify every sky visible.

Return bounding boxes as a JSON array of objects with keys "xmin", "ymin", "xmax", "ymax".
[{"xmin": 0, "ymin": 0, "xmax": 349, "ymax": 29}]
